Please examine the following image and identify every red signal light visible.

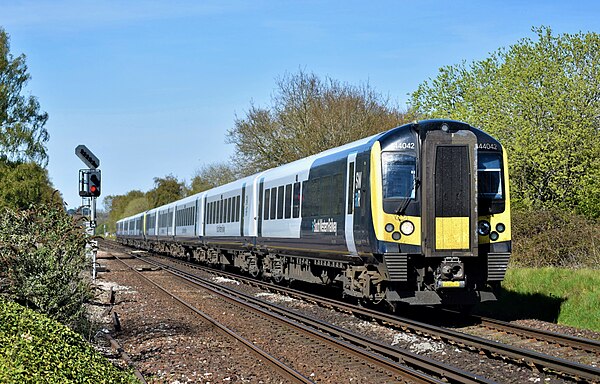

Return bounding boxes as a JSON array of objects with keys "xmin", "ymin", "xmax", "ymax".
[{"xmin": 90, "ymin": 186, "xmax": 97, "ymax": 193}]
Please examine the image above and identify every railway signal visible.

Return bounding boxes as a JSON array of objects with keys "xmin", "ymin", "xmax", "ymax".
[{"xmin": 75, "ymin": 145, "xmax": 101, "ymax": 280}]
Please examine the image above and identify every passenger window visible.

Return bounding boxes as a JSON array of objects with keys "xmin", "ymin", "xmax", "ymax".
[
  {"xmin": 284, "ymin": 184, "xmax": 292, "ymax": 219},
  {"xmin": 270, "ymin": 187, "xmax": 277, "ymax": 220},
  {"xmin": 236, "ymin": 195, "xmax": 240, "ymax": 222},
  {"xmin": 227, "ymin": 198, "xmax": 231, "ymax": 223},
  {"xmin": 277, "ymin": 185, "xmax": 284, "ymax": 219},
  {"xmin": 222, "ymin": 199, "xmax": 226, "ymax": 223},
  {"xmin": 264, "ymin": 189, "xmax": 270, "ymax": 220},
  {"xmin": 293, "ymin": 182, "xmax": 301, "ymax": 218},
  {"xmin": 218, "ymin": 200, "xmax": 223, "ymax": 223}
]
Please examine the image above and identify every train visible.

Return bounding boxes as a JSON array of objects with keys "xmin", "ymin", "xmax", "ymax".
[{"xmin": 116, "ymin": 119, "xmax": 511, "ymax": 308}]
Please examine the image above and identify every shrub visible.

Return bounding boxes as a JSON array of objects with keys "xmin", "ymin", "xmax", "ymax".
[
  {"xmin": 511, "ymin": 208, "xmax": 600, "ymax": 268},
  {"xmin": 0, "ymin": 297, "xmax": 137, "ymax": 383},
  {"xmin": 0, "ymin": 203, "xmax": 93, "ymax": 332}
]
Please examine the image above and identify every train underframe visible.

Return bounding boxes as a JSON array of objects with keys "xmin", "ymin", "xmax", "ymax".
[{"xmin": 118, "ymin": 237, "xmax": 500, "ymax": 308}]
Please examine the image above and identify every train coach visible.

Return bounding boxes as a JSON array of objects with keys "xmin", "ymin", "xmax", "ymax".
[{"xmin": 116, "ymin": 119, "xmax": 511, "ymax": 308}]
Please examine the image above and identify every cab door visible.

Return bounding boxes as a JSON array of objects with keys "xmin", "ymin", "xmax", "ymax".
[
  {"xmin": 421, "ymin": 129, "xmax": 478, "ymax": 258},
  {"xmin": 344, "ymin": 153, "xmax": 358, "ymax": 255}
]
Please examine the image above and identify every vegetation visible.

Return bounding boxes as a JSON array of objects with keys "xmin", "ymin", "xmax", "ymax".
[
  {"xmin": 0, "ymin": 204, "xmax": 92, "ymax": 333},
  {"xmin": 476, "ymin": 268, "xmax": 600, "ymax": 332},
  {"xmin": 511, "ymin": 208, "xmax": 599, "ymax": 268},
  {"xmin": 0, "ymin": 297, "xmax": 137, "ymax": 383}
]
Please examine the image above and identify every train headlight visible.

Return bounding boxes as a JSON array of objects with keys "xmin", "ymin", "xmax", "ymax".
[
  {"xmin": 496, "ymin": 223, "xmax": 506, "ymax": 233},
  {"xmin": 490, "ymin": 231, "xmax": 500, "ymax": 241},
  {"xmin": 477, "ymin": 220, "xmax": 491, "ymax": 236},
  {"xmin": 400, "ymin": 220, "xmax": 414, "ymax": 236},
  {"xmin": 385, "ymin": 223, "xmax": 395, "ymax": 233},
  {"xmin": 392, "ymin": 231, "xmax": 401, "ymax": 241}
]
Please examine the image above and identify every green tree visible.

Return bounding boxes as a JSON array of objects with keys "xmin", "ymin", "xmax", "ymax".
[
  {"xmin": 121, "ymin": 196, "xmax": 150, "ymax": 217},
  {"xmin": 146, "ymin": 174, "xmax": 186, "ymax": 208},
  {"xmin": 0, "ymin": 160, "xmax": 61, "ymax": 210},
  {"xmin": 228, "ymin": 70, "xmax": 415, "ymax": 175},
  {"xmin": 411, "ymin": 27, "xmax": 600, "ymax": 217},
  {"xmin": 189, "ymin": 162, "xmax": 238, "ymax": 194},
  {"xmin": 0, "ymin": 27, "xmax": 49, "ymax": 166},
  {"xmin": 103, "ymin": 190, "xmax": 145, "ymax": 232}
]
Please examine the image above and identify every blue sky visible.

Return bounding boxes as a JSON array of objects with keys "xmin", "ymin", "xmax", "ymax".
[{"xmin": 1, "ymin": 0, "xmax": 599, "ymax": 211}]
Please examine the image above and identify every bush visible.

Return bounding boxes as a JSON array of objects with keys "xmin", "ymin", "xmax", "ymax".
[
  {"xmin": 0, "ymin": 204, "xmax": 92, "ymax": 332},
  {"xmin": 0, "ymin": 297, "xmax": 137, "ymax": 383},
  {"xmin": 511, "ymin": 207, "xmax": 600, "ymax": 268}
]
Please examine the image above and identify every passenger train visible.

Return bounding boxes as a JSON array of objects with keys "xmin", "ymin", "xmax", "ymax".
[{"xmin": 116, "ymin": 119, "xmax": 511, "ymax": 307}]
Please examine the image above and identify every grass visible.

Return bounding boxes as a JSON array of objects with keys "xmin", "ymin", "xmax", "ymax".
[{"xmin": 475, "ymin": 268, "xmax": 600, "ymax": 332}]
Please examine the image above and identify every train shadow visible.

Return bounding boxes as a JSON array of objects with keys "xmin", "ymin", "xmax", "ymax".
[
  {"xmin": 471, "ymin": 287, "xmax": 566, "ymax": 323},
  {"xmin": 395, "ymin": 288, "xmax": 566, "ymax": 328}
]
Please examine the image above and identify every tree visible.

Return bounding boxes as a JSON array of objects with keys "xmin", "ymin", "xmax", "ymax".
[
  {"xmin": 121, "ymin": 196, "xmax": 150, "ymax": 218},
  {"xmin": 146, "ymin": 174, "xmax": 186, "ymax": 208},
  {"xmin": 103, "ymin": 190, "xmax": 145, "ymax": 232},
  {"xmin": 410, "ymin": 27, "xmax": 600, "ymax": 217},
  {"xmin": 228, "ymin": 70, "xmax": 415, "ymax": 175},
  {"xmin": 189, "ymin": 162, "xmax": 238, "ymax": 194},
  {"xmin": 0, "ymin": 28, "xmax": 49, "ymax": 166},
  {"xmin": 0, "ymin": 160, "xmax": 62, "ymax": 210}
]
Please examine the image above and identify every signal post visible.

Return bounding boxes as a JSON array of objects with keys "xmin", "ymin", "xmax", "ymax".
[{"xmin": 76, "ymin": 145, "xmax": 101, "ymax": 280}]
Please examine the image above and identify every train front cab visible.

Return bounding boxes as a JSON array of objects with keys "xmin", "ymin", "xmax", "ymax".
[{"xmin": 370, "ymin": 120, "xmax": 511, "ymax": 306}]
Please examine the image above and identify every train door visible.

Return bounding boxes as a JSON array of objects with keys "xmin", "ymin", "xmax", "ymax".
[
  {"xmin": 421, "ymin": 129, "xmax": 478, "ymax": 258},
  {"xmin": 240, "ymin": 183, "xmax": 246, "ymax": 237},
  {"xmin": 344, "ymin": 153, "xmax": 358, "ymax": 255},
  {"xmin": 257, "ymin": 179, "xmax": 264, "ymax": 237},
  {"xmin": 168, "ymin": 207, "xmax": 175, "ymax": 237}
]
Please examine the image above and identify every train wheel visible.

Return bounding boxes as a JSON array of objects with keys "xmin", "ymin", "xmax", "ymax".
[{"xmin": 248, "ymin": 254, "xmax": 261, "ymax": 278}]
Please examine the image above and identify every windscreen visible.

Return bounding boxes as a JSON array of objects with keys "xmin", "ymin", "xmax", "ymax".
[
  {"xmin": 382, "ymin": 152, "xmax": 416, "ymax": 199},
  {"xmin": 478, "ymin": 152, "xmax": 503, "ymax": 200}
]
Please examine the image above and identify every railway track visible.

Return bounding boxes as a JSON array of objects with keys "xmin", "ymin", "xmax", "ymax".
[
  {"xmin": 438, "ymin": 309, "xmax": 600, "ymax": 357},
  {"xmin": 103, "ymin": 240, "xmax": 600, "ymax": 382},
  {"xmin": 107, "ymin": 246, "xmax": 486, "ymax": 384},
  {"xmin": 109, "ymin": 250, "xmax": 312, "ymax": 383}
]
